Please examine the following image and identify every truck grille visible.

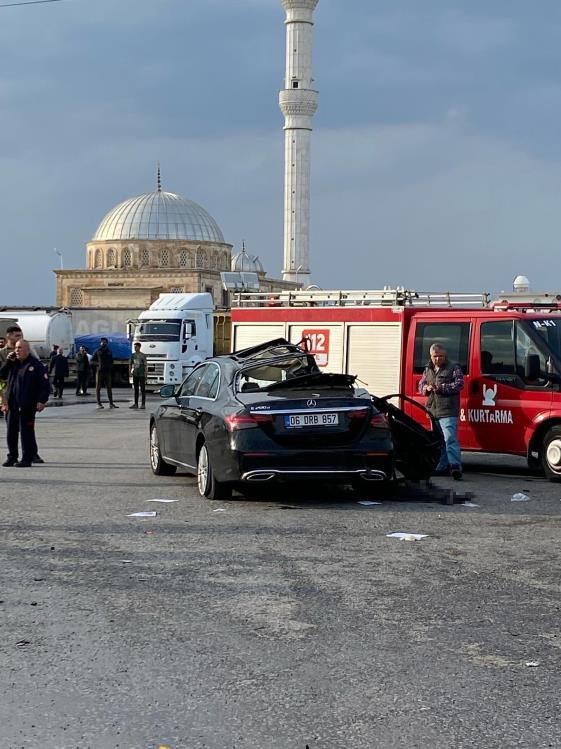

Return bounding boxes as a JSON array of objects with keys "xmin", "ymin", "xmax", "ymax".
[{"xmin": 147, "ymin": 362, "xmax": 165, "ymax": 377}]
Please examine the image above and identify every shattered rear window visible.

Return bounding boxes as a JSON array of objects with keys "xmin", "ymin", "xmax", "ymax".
[{"xmin": 236, "ymin": 356, "xmax": 316, "ymax": 392}]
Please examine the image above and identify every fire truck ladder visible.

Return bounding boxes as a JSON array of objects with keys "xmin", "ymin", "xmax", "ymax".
[{"xmin": 232, "ymin": 288, "xmax": 490, "ymax": 308}]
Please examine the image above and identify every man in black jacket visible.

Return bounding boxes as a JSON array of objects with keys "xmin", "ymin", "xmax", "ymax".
[
  {"xmin": 75, "ymin": 345, "xmax": 91, "ymax": 396},
  {"xmin": 49, "ymin": 347, "xmax": 69, "ymax": 398},
  {"xmin": 91, "ymin": 337, "xmax": 118, "ymax": 409},
  {"xmin": 0, "ymin": 340, "xmax": 50, "ymax": 468}
]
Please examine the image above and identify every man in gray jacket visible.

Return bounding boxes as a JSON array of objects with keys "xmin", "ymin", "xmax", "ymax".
[{"xmin": 419, "ymin": 343, "xmax": 464, "ymax": 480}]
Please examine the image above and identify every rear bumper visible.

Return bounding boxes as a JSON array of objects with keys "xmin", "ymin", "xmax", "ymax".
[{"xmin": 241, "ymin": 467, "xmax": 389, "ymax": 483}]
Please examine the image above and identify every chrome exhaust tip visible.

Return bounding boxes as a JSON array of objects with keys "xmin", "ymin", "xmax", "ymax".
[
  {"xmin": 361, "ymin": 470, "xmax": 387, "ymax": 482},
  {"xmin": 244, "ymin": 471, "xmax": 276, "ymax": 482}
]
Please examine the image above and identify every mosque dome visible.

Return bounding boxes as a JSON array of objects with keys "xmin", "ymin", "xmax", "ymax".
[
  {"xmin": 92, "ymin": 190, "xmax": 225, "ymax": 243},
  {"xmin": 231, "ymin": 247, "xmax": 265, "ymax": 273}
]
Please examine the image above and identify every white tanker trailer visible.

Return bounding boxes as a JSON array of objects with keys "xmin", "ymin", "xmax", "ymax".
[{"xmin": 0, "ymin": 309, "xmax": 74, "ymax": 357}]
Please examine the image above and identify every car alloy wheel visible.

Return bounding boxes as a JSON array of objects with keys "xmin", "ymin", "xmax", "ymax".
[
  {"xmin": 150, "ymin": 423, "xmax": 176, "ymax": 476},
  {"xmin": 197, "ymin": 442, "xmax": 231, "ymax": 500}
]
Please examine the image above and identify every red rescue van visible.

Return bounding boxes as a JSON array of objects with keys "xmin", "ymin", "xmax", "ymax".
[{"xmin": 231, "ymin": 289, "xmax": 561, "ymax": 481}]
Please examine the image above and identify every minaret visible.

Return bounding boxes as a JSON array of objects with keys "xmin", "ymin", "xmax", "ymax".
[{"xmin": 279, "ymin": 0, "xmax": 319, "ymax": 285}]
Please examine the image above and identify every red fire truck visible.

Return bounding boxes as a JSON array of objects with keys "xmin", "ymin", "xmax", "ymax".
[{"xmin": 231, "ymin": 288, "xmax": 561, "ymax": 481}]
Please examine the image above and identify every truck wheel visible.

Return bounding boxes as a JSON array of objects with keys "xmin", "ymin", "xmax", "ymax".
[
  {"xmin": 150, "ymin": 424, "xmax": 176, "ymax": 476},
  {"xmin": 197, "ymin": 443, "xmax": 231, "ymax": 500},
  {"xmin": 542, "ymin": 426, "xmax": 561, "ymax": 482}
]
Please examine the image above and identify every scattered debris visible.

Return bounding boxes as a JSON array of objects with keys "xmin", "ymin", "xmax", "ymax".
[
  {"xmin": 16, "ymin": 640, "xmax": 31, "ymax": 648},
  {"xmin": 213, "ymin": 508, "xmax": 226, "ymax": 513},
  {"xmin": 120, "ymin": 560, "xmax": 133, "ymax": 564},
  {"xmin": 462, "ymin": 501, "xmax": 480, "ymax": 508},
  {"xmin": 386, "ymin": 532, "xmax": 429, "ymax": 541},
  {"xmin": 357, "ymin": 500, "xmax": 382, "ymax": 506},
  {"xmin": 146, "ymin": 499, "xmax": 179, "ymax": 503},
  {"xmin": 525, "ymin": 661, "xmax": 540, "ymax": 667},
  {"xmin": 511, "ymin": 493, "xmax": 530, "ymax": 502},
  {"xmin": 30, "ymin": 602, "xmax": 38, "ymax": 606},
  {"xmin": 127, "ymin": 511, "xmax": 157, "ymax": 518}
]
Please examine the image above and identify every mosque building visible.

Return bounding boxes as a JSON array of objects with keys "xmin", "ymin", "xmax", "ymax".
[
  {"xmin": 55, "ymin": 173, "xmax": 296, "ymax": 310},
  {"xmin": 56, "ymin": 0, "xmax": 319, "ymax": 309}
]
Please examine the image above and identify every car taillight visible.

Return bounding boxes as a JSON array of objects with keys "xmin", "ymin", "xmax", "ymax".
[
  {"xmin": 347, "ymin": 408, "xmax": 370, "ymax": 421},
  {"xmin": 224, "ymin": 412, "xmax": 273, "ymax": 431},
  {"xmin": 370, "ymin": 412, "xmax": 389, "ymax": 429}
]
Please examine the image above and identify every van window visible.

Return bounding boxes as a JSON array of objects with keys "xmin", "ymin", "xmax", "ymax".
[
  {"xmin": 480, "ymin": 321, "xmax": 515, "ymax": 375},
  {"xmin": 413, "ymin": 322, "xmax": 471, "ymax": 374},
  {"xmin": 515, "ymin": 324, "xmax": 547, "ymax": 385}
]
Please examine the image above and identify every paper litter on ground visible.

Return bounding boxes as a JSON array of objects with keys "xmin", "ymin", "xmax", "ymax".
[
  {"xmin": 511, "ymin": 493, "xmax": 530, "ymax": 502},
  {"xmin": 386, "ymin": 532, "xmax": 428, "ymax": 541},
  {"xmin": 357, "ymin": 500, "xmax": 382, "ymax": 506},
  {"xmin": 462, "ymin": 501, "xmax": 480, "ymax": 508},
  {"xmin": 525, "ymin": 661, "xmax": 540, "ymax": 667},
  {"xmin": 127, "ymin": 511, "xmax": 157, "ymax": 518},
  {"xmin": 213, "ymin": 508, "xmax": 227, "ymax": 512},
  {"xmin": 146, "ymin": 499, "xmax": 179, "ymax": 503}
]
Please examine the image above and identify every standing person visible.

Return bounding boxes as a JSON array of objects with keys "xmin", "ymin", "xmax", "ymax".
[
  {"xmin": 0, "ymin": 326, "xmax": 23, "ymax": 423},
  {"xmin": 0, "ymin": 340, "xmax": 50, "ymax": 467},
  {"xmin": 75, "ymin": 345, "xmax": 91, "ymax": 396},
  {"xmin": 91, "ymin": 337, "xmax": 118, "ymax": 410},
  {"xmin": 129, "ymin": 341, "xmax": 147, "ymax": 409},
  {"xmin": 49, "ymin": 347, "xmax": 69, "ymax": 399},
  {"xmin": 419, "ymin": 343, "xmax": 465, "ymax": 480},
  {"xmin": 48, "ymin": 344, "xmax": 59, "ymax": 368}
]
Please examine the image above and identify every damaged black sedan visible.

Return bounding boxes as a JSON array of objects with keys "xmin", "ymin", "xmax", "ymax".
[{"xmin": 149, "ymin": 339, "xmax": 394, "ymax": 500}]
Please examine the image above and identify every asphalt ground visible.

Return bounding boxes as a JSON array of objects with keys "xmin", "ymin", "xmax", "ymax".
[{"xmin": 1, "ymin": 392, "xmax": 560, "ymax": 749}]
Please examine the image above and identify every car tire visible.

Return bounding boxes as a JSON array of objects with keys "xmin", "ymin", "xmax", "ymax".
[
  {"xmin": 197, "ymin": 442, "xmax": 231, "ymax": 500},
  {"xmin": 150, "ymin": 423, "xmax": 177, "ymax": 476},
  {"xmin": 541, "ymin": 426, "xmax": 561, "ymax": 482}
]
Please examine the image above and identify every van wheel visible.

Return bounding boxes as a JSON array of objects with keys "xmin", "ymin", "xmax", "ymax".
[
  {"xmin": 541, "ymin": 427, "xmax": 561, "ymax": 482},
  {"xmin": 150, "ymin": 424, "xmax": 176, "ymax": 475},
  {"xmin": 197, "ymin": 443, "xmax": 231, "ymax": 500}
]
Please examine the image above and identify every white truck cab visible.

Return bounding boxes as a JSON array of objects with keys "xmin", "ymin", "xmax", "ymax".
[{"xmin": 129, "ymin": 293, "xmax": 214, "ymax": 387}]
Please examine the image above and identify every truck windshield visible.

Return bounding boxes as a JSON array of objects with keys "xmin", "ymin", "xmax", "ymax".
[
  {"xmin": 524, "ymin": 319, "xmax": 561, "ymax": 361},
  {"xmin": 136, "ymin": 321, "xmax": 181, "ymax": 342}
]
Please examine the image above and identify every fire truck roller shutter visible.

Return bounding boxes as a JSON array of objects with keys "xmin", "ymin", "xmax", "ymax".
[
  {"xmin": 346, "ymin": 323, "xmax": 402, "ymax": 398},
  {"xmin": 287, "ymin": 324, "xmax": 344, "ymax": 372},
  {"xmin": 232, "ymin": 324, "xmax": 286, "ymax": 352}
]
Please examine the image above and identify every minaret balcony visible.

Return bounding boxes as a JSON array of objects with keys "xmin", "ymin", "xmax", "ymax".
[{"xmin": 279, "ymin": 88, "xmax": 318, "ymax": 118}]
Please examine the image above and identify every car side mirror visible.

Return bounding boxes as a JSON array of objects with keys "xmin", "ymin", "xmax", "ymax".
[
  {"xmin": 525, "ymin": 354, "xmax": 540, "ymax": 381},
  {"xmin": 159, "ymin": 384, "xmax": 176, "ymax": 398}
]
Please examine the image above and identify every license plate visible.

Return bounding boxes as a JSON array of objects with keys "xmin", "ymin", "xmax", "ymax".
[{"xmin": 284, "ymin": 413, "xmax": 339, "ymax": 428}]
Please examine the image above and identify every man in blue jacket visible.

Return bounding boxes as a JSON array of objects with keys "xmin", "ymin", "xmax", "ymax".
[{"xmin": 0, "ymin": 340, "xmax": 50, "ymax": 468}]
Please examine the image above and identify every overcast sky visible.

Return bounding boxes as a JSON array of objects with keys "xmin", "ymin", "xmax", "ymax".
[{"xmin": 1, "ymin": 0, "xmax": 561, "ymax": 304}]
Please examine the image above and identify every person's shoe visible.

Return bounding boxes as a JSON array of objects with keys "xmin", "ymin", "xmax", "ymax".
[
  {"xmin": 15, "ymin": 461, "xmax": 32, "ymax": 468},
  {"xmin": 96, "ymin": 404, "xmax": 104, "ymax": 410},
  {"xmin": 2, "ymin": 458, "xmax": 17, "ymax": 467},
  {"xmin": 451, "ymin": 467, "xmax": 463, "ymax": 481},
  {"xmin": 109, "ymin": 403, "xmax": 119, "ymax": 409},
  {"xmin": 32, "ymin": 455, "xmax": 45, "ymax": 464},
  {"xmin": 140, "ymin": 404, "xmax": 146, "ymax": 410},
  {"xmin": 129, "ymin": 404, "xmax": 138, "ymax": 409}
]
